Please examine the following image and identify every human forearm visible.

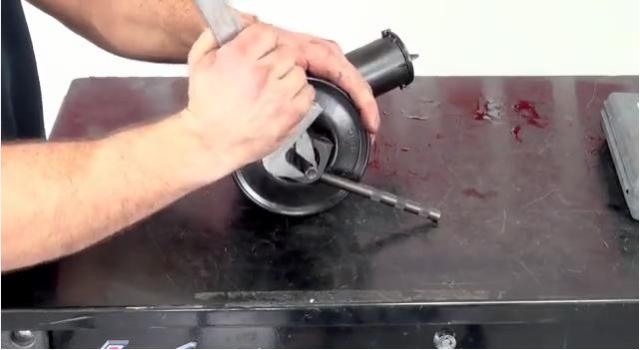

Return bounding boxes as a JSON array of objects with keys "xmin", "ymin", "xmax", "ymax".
[
  {"xmin": 28, "ymin": 0, "xmax": 256, "ymax": 63},
  {"xmin": 1, "ymin": 23, "xmax": 313, "ymax": 272},
  {"xmin": 28, "ymin": 0, "xmax": 378, "ymax": 130},
  {"xmin": 1, "ymin": 113, "xmax": 234, "ymax": 271}
]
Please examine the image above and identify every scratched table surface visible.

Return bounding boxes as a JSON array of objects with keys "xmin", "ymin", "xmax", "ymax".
[{"xmin": 2, "ymin": 76, "xmax": 638, "ymax": 308}]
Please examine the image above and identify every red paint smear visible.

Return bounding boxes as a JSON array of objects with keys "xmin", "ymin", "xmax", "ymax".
[
  {"xmin": 587, "ymin": 135, "xmax": 606, "ymax": 155},
  {"xmin": 588, "ymin": 135, "xmax": 605, "ymax": 142},
  {"xmin": 512, "ymin": 125, "xmax": 523, "ymax": 143},
  {"xmin": 513, "ymin": 100, "xmax": 547, "ymax": 128},
  {"xmin": 474, "ymin": 100, "xmax": 490, "ymax": 120},
  {"xmin": 370, "ymin": 141, "xmax": 382, "ymax": 169},
  {"xmin": 462, "ymin": 188, "xmax": 498, "ymax": 200}
]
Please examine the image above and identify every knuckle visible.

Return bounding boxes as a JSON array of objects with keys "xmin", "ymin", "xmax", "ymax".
[
  {"xmin": 292, "ymin": 66, "xmax": 307, "ymax": 81},
  {"xmin": 311, "ymin": 38, "xmax": 341, "ymax": 55},
  {"xmin": 273, "ymin": 48, "xmax": 296, "ymax": 67},
  {"xmin": 279, "ymin": 54, "xmax": 296, "ymax": 70},
  {"xmin": 326, "ymin": 40, "xmax": 342, "ymax": 53},
  {"xmin": 245, "ymin": 13, "xmax": 259, "ymax": 24},
  {"xmin": 321, "ymin": 42, "xmax": 341, "ymax": 58},
  {"xmin": 320, "ymin": 44, "xmax": 333, "ymax": 58},
  {"xmin": 236, "ymin": 23, "xmax": 276, "ymax": 50},
  {"xmin": 307, "ymin": 85, "xmax": 317, "ymax": 100},
  {"xmin": 281, "ymin": 47, "xmax": 298, "ymax": 61},
  {"xmin": 252, "ymin": 22, "xmax": 272, "ymax": 33},
  {"xmin": 256, "ymin": 25, "xmax": 278, "ymax": 44},
  {"xmin": 327, "ymin": 69, "xmax": 344, "ymax": 84},
  {"xmin": 242, "ymin": 23, "xmax": 263, "ymax": 38}
]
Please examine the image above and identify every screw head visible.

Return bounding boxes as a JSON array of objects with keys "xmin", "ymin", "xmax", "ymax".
[
  {"xmin": 10, "ymin": 330, "xmax": 36, "ymax": 348},
  {"xmin": 433, "ymin": 329, "xmax": 457, "ymax": 349},
  {"xmin": 304, "ymin": 167, "xmax": 320, "ymax": 181}
]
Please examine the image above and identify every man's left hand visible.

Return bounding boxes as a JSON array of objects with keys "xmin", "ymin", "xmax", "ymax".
[{"xmin": 273, "ymin": 28, "xmax": 380, "ymax": 134}]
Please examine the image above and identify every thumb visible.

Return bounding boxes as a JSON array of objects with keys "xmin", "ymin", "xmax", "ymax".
[{"xmin": 188, "ymin": 30, "xmax": 218, "ymax": 67}]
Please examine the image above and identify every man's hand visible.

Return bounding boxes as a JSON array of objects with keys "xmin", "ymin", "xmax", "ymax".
[
  {"xmin": 29, "ymin": 0, "xmax": 377, "ymax": 133},
  {"xmin": 183, "ymin": 23, "xmax": 316, "ymax": 171},
  {"xmin": 274, "ymin": 29, "xmax": 380, "ymax": 134}
]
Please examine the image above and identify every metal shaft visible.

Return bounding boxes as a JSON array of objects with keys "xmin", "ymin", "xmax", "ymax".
[
  {"xmin": 320, "ymin": 173, "xmax": 441, "ymax": 223},
  {"xmin": 194, "ymin": 0, "xmax": 244, "ymax": 45}
]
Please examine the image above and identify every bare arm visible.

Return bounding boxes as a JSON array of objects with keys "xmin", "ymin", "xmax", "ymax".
[
  {"xmin": 1, "ymin": 114, "xmax": 230, "ymax": 271},
  {"xmin": 26, "ymin": 0, "xmax": 379, "ymax": 132},
  {"xmin": 2, "ymin": 25, "xmax": 314, "ymax": 272},
  {"xmin": 26, "ymin": 0, "xmax": 251, "ymax": 63}
]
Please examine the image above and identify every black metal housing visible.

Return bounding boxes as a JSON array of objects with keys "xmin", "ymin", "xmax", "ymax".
[
  {"xmin": 346, "ymin": 29, "xmax": 415, "ymax": 97},
  {"xmin": 234, "ymin": 78, "xmax": 370, "ymax": 216},
  {"xmin": 234, "ymin": 29, "xmax": 415, "ymax": 216}
]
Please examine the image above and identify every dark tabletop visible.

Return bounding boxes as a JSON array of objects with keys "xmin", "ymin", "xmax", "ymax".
[{"xmin": 3, "ymin": 76, "xmax": 638, "ymax": 309}]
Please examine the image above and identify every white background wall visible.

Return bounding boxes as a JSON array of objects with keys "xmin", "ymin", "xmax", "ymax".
[{"xmin": 24, "ymin": 0, "xmax": 639, "ymax": 135}]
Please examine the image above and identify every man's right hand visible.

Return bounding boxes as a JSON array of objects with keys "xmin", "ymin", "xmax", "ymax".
[
  {"xmin": 1, "ymin": 23, "xmax": 316, "ymax": 271},
  {"xmin": 182, "ymin": 23, "xmax": 316, "ymax": 173}
]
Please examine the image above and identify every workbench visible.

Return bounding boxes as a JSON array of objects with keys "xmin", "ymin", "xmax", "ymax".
[{"xmin": 2, "ymin": 76, "xmax": 638, "ymax": 348}]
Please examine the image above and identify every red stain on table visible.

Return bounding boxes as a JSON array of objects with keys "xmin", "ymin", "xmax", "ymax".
[
  {"xmin": 462, "ymin": 188, "xmax": 498, "ymax": 200},
  {"xmin": 587, "ymin": 135, "xmax": 606, "ymax": 155},
  {"xmin": 513, "ymin": 100, "xmax": 547, "ymax": 128},
  {"xmin": 474, "ymin": 99, "xmax": 503, "ymax": 122},
  {"xmin": 512, "ymin": 126, "xmax": 523, "ymax": 143},
  {"xmin": 370, "ymin": 142, "xmax": 382, "ymax": 170},
  {"xmin": 474, "ymin": 100, "xmax": 491, "ymax": 120}
]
